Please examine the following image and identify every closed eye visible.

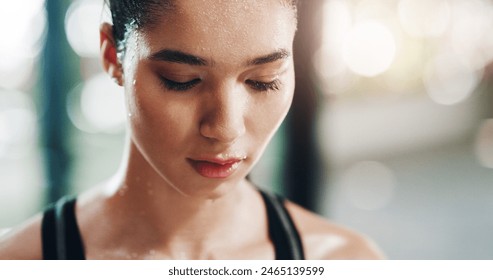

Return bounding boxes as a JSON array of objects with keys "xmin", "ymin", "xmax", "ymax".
[
  {"xmin": 245, "ymin": 79, "xmax": 281, "ymax": 92},
  {"xmin": 159, "ymin": 77, "xmax": 201, "ymax": 91}
]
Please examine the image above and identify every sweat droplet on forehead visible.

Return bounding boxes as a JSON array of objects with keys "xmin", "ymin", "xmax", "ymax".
[
  {"xmin": 181, "ymin": 0, "xmax": 278, "ymax": 32},
  {"xmin": 140, "ymin": 0, "xmax": 297, "ymax": 65}
]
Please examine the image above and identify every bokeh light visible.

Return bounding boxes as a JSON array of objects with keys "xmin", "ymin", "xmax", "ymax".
[
  {"xmin": 317, "ymin": 0, "xmax": 352, "ymax": 77},
  {"xmin": 67, "ymin": 73, "xmax": 126, "ymax": 134},
  {"xmin": 0, "ymin": 56, "xmax": 36, "ymax": 90},
  {"xmin": 354, "ymin": 0, "xmax": 394, "ymax": 22},
  {"xmin": 398, "ymin": 0, "xmax": 451, "ymax": 38},
  {"xmin": 382, "ymin": 37, "xmax": 425, "ymax": 93},
  {"xmin": 313, "ymin": 0, "xmax": 354, "ymax": 95},
  {"xmin": 342, "ymin": 21, "xmax": 396, "ymax": 77},
  {"xmin": 338, "ymin": 161, "xmax": 395, "ymax": 211},
  {"xmin": 315, "ymin": 0, "xmax": 493, "ymax": 99},
  {"xmin": 0, "ymin": 0, "xmax": 46, "ymax": 89},
  {"xmin": 423, "ymin": 53, "xmax": 481, "ymax": 106},
  {"xmin": 448, "ymin": 0, "xmax": 493, "ymax": 71},
  {"xmin": 0, "ymin": 90, "xmax": 38, "ymax": 159},
  {"xmin": 65, "ymin": 0, "xmax": 103, "ymax": 58}
]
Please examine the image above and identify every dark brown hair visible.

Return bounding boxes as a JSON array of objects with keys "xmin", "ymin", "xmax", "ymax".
[{"xmin": 104, "ymin": 0, "xmax": 297, "ymax": 53}]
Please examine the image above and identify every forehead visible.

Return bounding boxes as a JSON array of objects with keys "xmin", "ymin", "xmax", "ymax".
[{"xmin": 136, "ymin": 0, "xmax": 296, "ymax": 64}]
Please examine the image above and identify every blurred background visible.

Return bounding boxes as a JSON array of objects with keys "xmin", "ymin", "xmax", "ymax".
[{"xmin": 1, "ymin": 0, "xmax": 493, "ymax": 259}]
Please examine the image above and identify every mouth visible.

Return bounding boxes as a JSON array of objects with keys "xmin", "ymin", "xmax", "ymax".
[{"xmin": 187, "ymin": 157, "xmax": 246, "ymax": 179}]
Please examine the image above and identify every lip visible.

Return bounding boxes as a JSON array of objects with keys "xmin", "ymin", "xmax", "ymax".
[{"xmin": 188, "ymin": 157, "xmax": 245, "ymax": 179}]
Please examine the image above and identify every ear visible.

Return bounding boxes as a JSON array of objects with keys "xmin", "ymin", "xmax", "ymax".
[{"xmin": 100, "ymin": 23, "xmax": 124, "ymax": 86}]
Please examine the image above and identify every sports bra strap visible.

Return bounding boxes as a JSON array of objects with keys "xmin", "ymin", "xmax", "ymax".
[
  {"xmin": 41, "ymin": 191, "xmax": 304, "ymax": 260},
  {"xmin": 41, "ymin": 196, "xmax": 85, "ymax": 260},
  {"xmin": 259, "ymin": 191, "xmax": 305, "ymax": 260}
]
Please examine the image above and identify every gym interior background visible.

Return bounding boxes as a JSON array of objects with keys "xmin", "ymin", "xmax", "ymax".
[{"xmin": 1, "ymin": 0, "xmax": 493, "ymax": 259}]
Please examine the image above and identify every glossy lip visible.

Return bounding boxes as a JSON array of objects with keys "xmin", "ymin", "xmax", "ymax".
[{"xmin": 187, "ymin": 156, "xmax": 246, "ymax": 179}]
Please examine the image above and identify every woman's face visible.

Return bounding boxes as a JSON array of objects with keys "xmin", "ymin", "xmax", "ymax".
[{"xmin": 120, "ymin": 0, "xmax": 297, "ymax": 197}]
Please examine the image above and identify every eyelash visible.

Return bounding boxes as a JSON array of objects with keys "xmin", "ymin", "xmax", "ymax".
[
  {"xmin": 159, "ymin": 77, "xmax": 201, "ymax": 91},
  {"xmin": 246, "ymin": 79, "xmax": 281, "ymax": 92},
  {"xmin": 159, "ymin": 77, "xmax": 281, "ymax": 92}
]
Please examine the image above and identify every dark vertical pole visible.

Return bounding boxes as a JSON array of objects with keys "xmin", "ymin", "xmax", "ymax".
[
  {"xmin": 41, "ymin": 0, "xmax": 74, "ymax": 203},
  {"xmin": 284, "ymin": 0, "xmax": 324, "ymax": 211},
  {"xmin": 483, "ymin": 63, "xmax": 493, "ymax": 119}
]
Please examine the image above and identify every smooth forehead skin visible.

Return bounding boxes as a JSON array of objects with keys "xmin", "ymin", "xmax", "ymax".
[{"xmin": 125, "ymin": 0, "xmax": 297, "ymax": 67}]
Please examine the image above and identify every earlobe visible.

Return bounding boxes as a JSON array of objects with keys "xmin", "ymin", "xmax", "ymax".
[{"xmin": 100, "ymin": 23, "xmax": 124, "ymax": 86}]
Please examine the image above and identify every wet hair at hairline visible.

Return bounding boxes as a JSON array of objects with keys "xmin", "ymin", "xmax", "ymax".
[{"xmin": 104, "ymin": 0, "xmax": 298, "ymax": 53}]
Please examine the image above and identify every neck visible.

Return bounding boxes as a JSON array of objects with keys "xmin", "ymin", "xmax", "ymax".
[{"xmin": 100, "ymin": 138, "xmax": 264, "ymax": 257}]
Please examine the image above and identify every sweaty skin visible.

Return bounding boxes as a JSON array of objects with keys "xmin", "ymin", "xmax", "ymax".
[{"xmin": 0, "ymin": 0, "xmax": 384, "ymax": 259}]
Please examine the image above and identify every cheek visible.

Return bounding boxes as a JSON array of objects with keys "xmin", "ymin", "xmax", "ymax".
[
  {"xmin": 247, "ymin": 81, "xmax": 294, "ymax": 141},
  {"xmin": 125, "ymin": 78, "xmax": 198, "ymax": 151}
]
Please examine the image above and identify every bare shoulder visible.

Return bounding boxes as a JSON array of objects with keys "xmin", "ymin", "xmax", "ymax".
[
  {"xmin": 285, "ymin": 201, "xmax": 385, "ymax": 260},
  {"xmin": 0, "ymin": 214, "xmax": 43, "ymax": 260}
]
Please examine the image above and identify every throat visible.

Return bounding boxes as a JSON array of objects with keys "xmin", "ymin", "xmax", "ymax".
[{"xmin": 108, "ymin": 181, "xmax": 265, "ymax": 248}]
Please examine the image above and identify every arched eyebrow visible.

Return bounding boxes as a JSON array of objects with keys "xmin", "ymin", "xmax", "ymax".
[
  {"xmin": 149, "ymin": 49, "xmax": 208, "ymax": 66},
  {"xmin": 247, "ymin": 49, "xmax": 291, "ymax": 66}
]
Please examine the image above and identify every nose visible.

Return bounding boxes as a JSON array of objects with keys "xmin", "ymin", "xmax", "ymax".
[{"xmin": 199, "ymin": 84, "xmax": 246, "ymax": 143}]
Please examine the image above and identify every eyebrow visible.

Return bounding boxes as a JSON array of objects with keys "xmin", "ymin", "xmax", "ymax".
[
  {"xmin": 149, "ymin": 49, "xmax": 208, "ymax": 66},
  {"xmin": 247, "ymin": 49, "xmax": 291, "ymax": 66},
  {"xmin": 148, "ymin": 48, "xmax": 291, "ymax": 67}
]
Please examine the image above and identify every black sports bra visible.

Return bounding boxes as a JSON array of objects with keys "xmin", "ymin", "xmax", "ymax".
[{"xmin": 41, "ymin": 190, "xmax": 305, "ymax": 260}]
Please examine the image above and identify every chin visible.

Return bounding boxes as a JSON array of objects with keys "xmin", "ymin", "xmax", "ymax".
[{"xmin": 166, "ymin": 174, "xmax": 245, "ymax": 200}]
